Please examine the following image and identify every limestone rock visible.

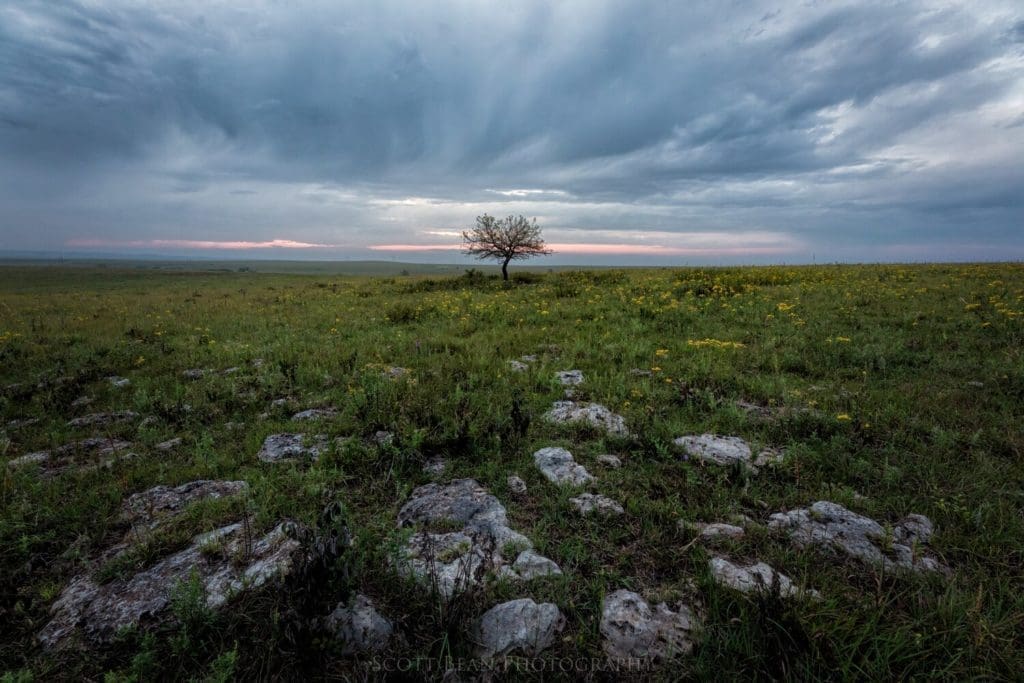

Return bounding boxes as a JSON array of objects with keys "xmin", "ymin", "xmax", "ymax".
[
  {"xmin": 181, "ymin": 369, "xmax": 208, "ymax": 380},
  {"xmin": 107, "ymin": 376, "xmax": 130, "ymax": 388},
  {"xmin": 326, "ymin": 594, "xmax": 393, "ymax": 655},
  {"xmin": 383, "ymin": 366, "xmax": 408, "ymax": 379},
  {"xmin": 768, "ymin": 501, "xmax": 945, "ymax": 573},
  {"xmin": 154, "ymin": 437, "xmax": 182, "ymax": 451},
  {"xmin": 122, "ymin": 480, "xmax": 248, "ymax": 530},
  {"xmin": 423, "ymin": 457, "xmax": 447, "ymax": 476},
  {"xmin": 71, "ymin": 396, "xmax": 94, "ymax": 408},
  {"xmin": 708, "ymin": 557, "xmax": 819, "ymax": 599},
  {"xmin": 8, "ymin": 438, "xmax": 133, "ymax": 471},
  {"xmin": 673, "ymin": 434, "xmax": 782, "ymax": 471},
  {"xmin": 39, "ymin": 521, "xmax": 303, "ymax": 649},
  {"xmin": 291, "ymin": 408, "xmax": 339, "ymax": 421},
  {"xmin": 555, "ymin": 370, "xmax": 584, "ymax": 386},
  {"xmin": 570, "ymin": 493, "xmax": 624, "ymax": 516},
  {"xmin": 508, "ymin": 360, "xmax": 529, "ymax": 372},
  {"xmin": 600, "ymin": 590, "xmax": 698, "ymax": 662},
  {"xmin": 510, "ymin": 550, "xmax": 562, "ymax": 580},
  {"xmin": 396, "ymin": 480, "xmax": 559, "ymax": 598},
  {"xmin": 66, "ymin": 411, "xmax": 139, "ymax": 428},
  {"xmin": 544, "ymin": 401, "xmax": 629, "ymax": 437},
  {"xmin": 506, "ymin": 474, "xmax": 527, "ymax": 496},
  {"xmin": 474, "ymin": 599, "xmax": 565, "ymax": 658},
  {"xmin": 533, "ymin": 447, "xmax": 595, "ymax": 486},
  {"xmin": 256, "ymin": 433, "xmax": 328, "ymax": 463},
  {"xmin": 691, "ymin": 522, "xmax": 745, "ymax": 540},
  {"xmin": 596, "ymin": 454, "xmax": 622, "ymax": 468}
]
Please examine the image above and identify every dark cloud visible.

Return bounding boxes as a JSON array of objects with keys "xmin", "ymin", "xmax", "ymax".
[{"xmin": 0, "ymin": 0, "xmax": 1022, "ymax": 262}]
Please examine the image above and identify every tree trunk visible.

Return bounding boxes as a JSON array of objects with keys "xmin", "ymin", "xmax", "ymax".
[{"xmin": 501, "ymin": 256, "xmax": 511, "ymax": 281}]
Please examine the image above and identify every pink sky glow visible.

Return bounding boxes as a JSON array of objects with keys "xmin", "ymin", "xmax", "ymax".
[{"xmin": 66, "ymin": 238, "xmax": 339, "ymax": 249}]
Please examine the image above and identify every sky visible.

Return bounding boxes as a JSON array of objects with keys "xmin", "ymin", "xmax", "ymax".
[{"xmin": 1, "ymin": 0, "xmax": 1023, "ymax": 265}]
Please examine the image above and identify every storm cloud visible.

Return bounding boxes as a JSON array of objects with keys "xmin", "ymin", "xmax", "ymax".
[{"xmin": 1, "ymin": 0, "xmax": 1022, "ymax": 263}]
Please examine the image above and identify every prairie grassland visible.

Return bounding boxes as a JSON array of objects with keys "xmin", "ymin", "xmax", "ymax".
[{"xmin": 1, "ymin": 263, "xmax": 1023, "ymax": 680}]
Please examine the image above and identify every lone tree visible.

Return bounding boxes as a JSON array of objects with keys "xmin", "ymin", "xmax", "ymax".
[{"xmin": 461, "ymin": 214, "xmax": 552, "ymax": 281}]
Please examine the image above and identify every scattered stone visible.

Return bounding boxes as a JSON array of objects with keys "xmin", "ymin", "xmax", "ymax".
[
  {"xmin": 768, "ymin": 501, "xmax": 945, "ymax": 573},
  {"xmin": 629, "ymin": 368, "xmax": 652, "ymax": 377},
  {"xmin": 570, "ymin": 493, "xmax": 624, "ymax": 516},
  {"xmin": 423, "ymin": 457, "xmax": 447, "ymax": 476},
  {"xmin": 8, "ymin": 438, "xmax": 133, "ymax": 471},
  {"xmin": 71, "ymin": 396, "xmax": 94, "ymax": 408},
  {"xmin": 252, "ymin": 358, "xmax": 265, "ymax": 369},
  {"xmin": 474, "ymin": 599, "xmax": 565, "ymax": 658},
  {"xmin": 181, "ymin": 369, "xmax": 208, "ymax": 380},
  {"xmin": 383, "ymin": 366, "xmax": 408, "ymax": 379},
  {"xmin": 139, "ymin": 416, "xmax": 160, "ymax": 429},
  {"xmin": 544, "ymin": 401, "xmax": 629, "ymax": 437},
  {"xmin": 506, "ymin": 474, "xmax": 527, "ymax": 496},
  {"xmin": 596, "ymin": 454, "xmax": 622, "ymax": 468},
  {"xmin": 222, "ymin": 367, "xmax": 241, "ymax": 375},
  {"xmin": 555, "ymin": 370, "xmax": 584, "ymax": 386},
  {"xmin": 965, "ymin": 380, "xmax": 984, "ymax": 388},
  {"xmin": 256, "ymin": 433, "xmax": 328, "ymax": 463},
  {"xmin": 291, "ymin": 408, "xmax": 339, "ymax": 421},
  {"xmin": 600, "ymin": 590, "xmax": 699, "ymax": 662},
  {"xmin": 520, "ymin": 354, "xmax": 539, "ymax": 363},
  {"xmin": 225, "ymin": 421, "xmax": 245, "ymax": 431},
  {"xmin": 396, "ymin": 479, "xmax": 559, "ymax": 598},
  {"xmin": 6, "ymin": 417, "xmax": 40, "ymax": 430},
  {"xmin": 510, "ymin": 550, "xmax": 562, "ymax": 580},
  {"xmin": 66, "ymin": 411, "xmax": 139, "ymax": 428},
  {"xmin": 508, "ymin": 360, "xmax": 529, "ymax": 372},
  {"xmin": 372, "ymin": 430, "xmax": 395, "ymax": 447},
  {"xmin": 708, "ymin": 557, "xmax": 819, "ymax": 599},
  {"xmin": 107, "ymin": 376, "xmax": 130, "ymax": 388},
  {"xmin": 154, "ymin": 437, "xmax": 182, "ymax": 451},
  {"xmin": 270, "ymin": 398, "xmax": 295, "ymax": 409},
  {"xmin": 38, "ymin": 520, "xmax": 304, "ymax": 650},
  {"xmin": 533, "ymin": 447, "xmax": 595, "ymax": 486},
  {"xmin": 734, "ymin": 400, "xmax": 775, "ymax": 419},
  {"xmin": 673, "ymin": 434, "xmax": 783, "ymax": 471},
  {"xmin": 688, "ymin": 522, "xmax": 746, "ymax": 540},
  {"xmin": 326, "ymin": 594, "xmax": 393, "ymax": 655}
]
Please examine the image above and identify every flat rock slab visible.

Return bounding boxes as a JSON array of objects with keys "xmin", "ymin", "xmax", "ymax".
[
  {"xmin": 544, "ymin": 401, "xmax": 629, "ymax": 437},
  {"xmin": 107, "ymin": 376, "xmax": 130, "ymax": 388},
  {"xmin": 122, "ymin": 480, "xmax": 248, "ymax": 530},
  {"xmin": 475, "ymin": 599, "xmax": 565, "ymax": 658},
  {"xmin": 396, "ymin": 480, "xmax": 560, "ymax": 599},
  {"xmin": 154, "ymin": 437, "xmax": 182, "ymax": 451},
  {"xmin": 600, "ymin": 589, "xmax": 699, "ymax": 662},
  {"xmin": 291, "ymin": 408, "xmax": 339, "ymax": 421},
  {"xmin": 596, "ymin": 454, "xmax": 622, "ymax": 468},
  {"xmin": 326, "ymin": 594, "xmax": 393, "ymax": 655},
  {"xmin": 555, "ymin": 370, "xmax": 584, "ymax": 386},
  {"xmin": 508, "ymin": 360, "xmax": 529, "ymax": 372},
  {"xmin": 66, "ymin": 411, "xmax": 139, "ymax": 428},
  {"xmin": 708, "ymin": 557, "xmax": 819, "ymax": 599},
  {"xmin": 257, "ymin": 433, "xmax": 328, "ymax": 463},
  {"xmin": 8, "ymin": 438, "xmax": 133, "ymax": 471},
  {"xmin": 768, "ymin": 501, "xmax": 945, "ymax": 573},
  {"xmin": 570, "ymin": 493, "xmax": 624, "ymax": 516},
  {"xmin": 39, "ymin": 520, "xmax": 304, "ymax": 649},
  {"xmin": 673, "ymin": 434, "xmax": 782, "ymax": 471},
  {"xmin": 533, "ymin": 447, "xmax": 595, "ymax": 486}
]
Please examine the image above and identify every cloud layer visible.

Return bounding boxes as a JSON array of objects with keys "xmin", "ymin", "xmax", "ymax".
[{"xmin": 1, "ymin": 1, "xmax": 1022, "ymax": 263}]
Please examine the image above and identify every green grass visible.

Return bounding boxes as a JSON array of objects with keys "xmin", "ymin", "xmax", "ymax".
[{"xmin": 1, "ymin": 263, "xmax": 1022, "ymax": 680}]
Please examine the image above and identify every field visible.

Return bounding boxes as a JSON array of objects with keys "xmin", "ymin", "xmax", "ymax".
[{"xmin": 1, "ymin": 262, "xmax": 1023, "ymax": 680}]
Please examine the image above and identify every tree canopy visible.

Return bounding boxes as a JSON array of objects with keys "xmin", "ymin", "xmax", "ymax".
[{"xmin": 461, "ymin": 214, "xmax": 552, "ymax": 280}]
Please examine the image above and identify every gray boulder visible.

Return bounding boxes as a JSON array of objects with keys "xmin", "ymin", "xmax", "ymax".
[
  {"xmin": 555, "ymin": 370, "xmax": 584, "ymax": 386},
  {"xmin": 544, "ymin": 401, "xmax": 629, "ymax": 437},
  {"xmin": 257, "ymin": 433, "xmax": 328, "ymax": 463},
  {"xmin": 291, "ymin": 408, "xmax": 339, "ymax": 421},
  {"xmin": 66, "ymin": 411, "xmax": 138, "ymax": 428},
  {"xmin": 596, "ymin": 454, "xmax": 622, "ymax": 468},
  {"xmin": 533, "ymin": 447, "xmax": 595, "ymax": 486},
  {"xmin": 708, "ymin": 557, "xmax": 820, "ymax": 599},
  {"xmin": 8, "ymin": 438, "xmax": 133, "ymax": 471},
  {"xmin": 673, "ymin": 434, "xmax": 783, "ymax": 471},
  {"xmin": 506, "ymin": 474, "xmax": 527, "ymax": 496},
  {"xmin": 570, "ymin": 493, "xmax": 624, "ymax": 516},
  {"xmin": 600, "ymin": 589, "xmax": 699, "ymax": 662},
  {"xmin": 768, "ymin": 501, "xmax": 945, "ymax": 573},
  {"xmin": 326, "ymin": 594, "xmax": 393, "ymax": 655},
  {"xmin": 474, "ymin": 599, "xmax": 565, "ymax": 658}
]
